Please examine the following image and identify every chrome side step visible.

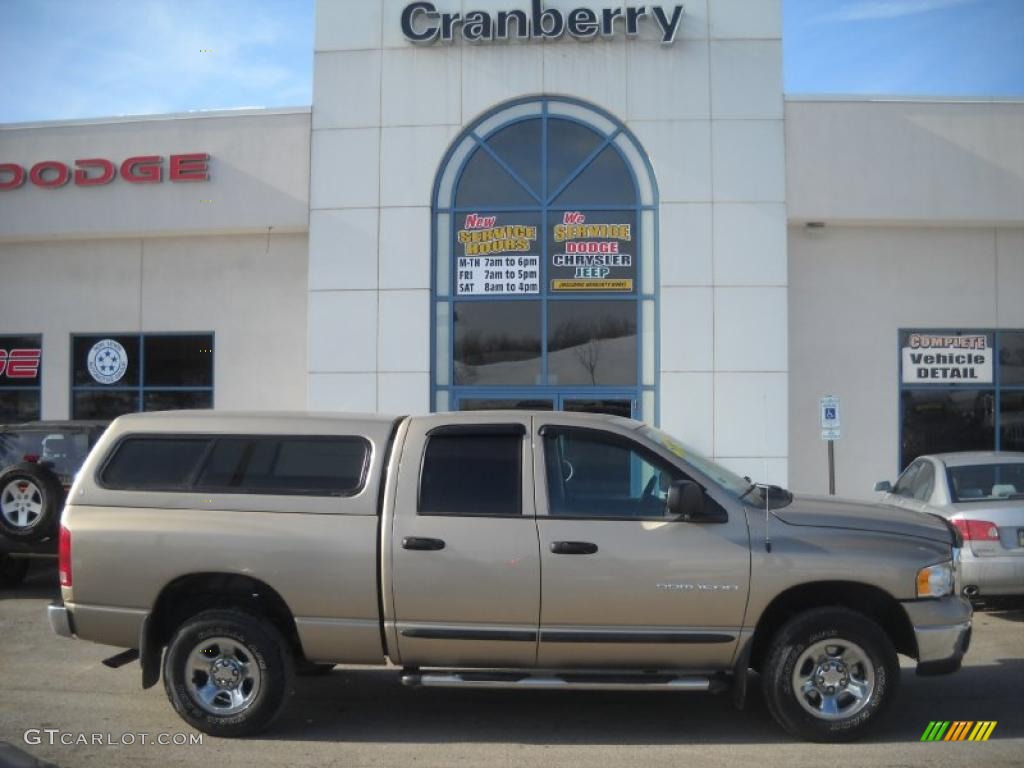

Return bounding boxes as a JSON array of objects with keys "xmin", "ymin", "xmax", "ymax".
[{"xmin": 401, "ymin": 671, "xmax": 714, "ymax": 692}]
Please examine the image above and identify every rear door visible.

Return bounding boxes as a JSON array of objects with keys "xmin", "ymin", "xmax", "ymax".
[
  {"xmin": 534, "ymin": 420, "xmax": 751, "ymax": 669},
  {"xmin": 387, "ymin": 416, "xmax": 540, "ymax": 667}
]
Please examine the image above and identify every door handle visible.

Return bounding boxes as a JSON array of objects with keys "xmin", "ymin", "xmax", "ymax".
[
  {"xmin": 402, "ymin": 536, "xmax": 446, "ymax": 551},
  {"xmin": 550, "ymin": 541, "xmax": 598, "ymax": 555}
]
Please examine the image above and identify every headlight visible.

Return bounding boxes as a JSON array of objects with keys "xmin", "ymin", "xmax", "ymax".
[{"xmin": 917, "ymin": 561, "xmax": 954, "ymax": 598}]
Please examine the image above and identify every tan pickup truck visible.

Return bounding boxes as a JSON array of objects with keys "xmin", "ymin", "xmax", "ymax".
[{"xmin": 49, "ymin": 410, "xmax": 971, "ymax": 742}]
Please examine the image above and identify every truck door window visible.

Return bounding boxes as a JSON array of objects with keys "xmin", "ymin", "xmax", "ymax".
[
  {"xmin": 543, "ymin": 429, "xmax": 681, "ymax": 519},
  {"xmin": 419, "ymin": 432, "xmax": 522, "ymax": 517}
]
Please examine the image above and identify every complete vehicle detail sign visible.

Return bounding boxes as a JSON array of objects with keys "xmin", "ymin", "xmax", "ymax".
[
  {"xmin": 402, "ymin": 1, "xmax": 685, "ymax": 44},
  {"xmin": 901, "ymin": 333, "xmax": 993, "ymax": 384}
]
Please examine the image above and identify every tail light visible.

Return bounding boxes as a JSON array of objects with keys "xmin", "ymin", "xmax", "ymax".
[
  {"xmin": 58, "ymin": 525, "xmax": 72, "ymax": 587},
  {"xmin": 951, "ymin": 518, "xmax": 1000, "ymax": 541}
]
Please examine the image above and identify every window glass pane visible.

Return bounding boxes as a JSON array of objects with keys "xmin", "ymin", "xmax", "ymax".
[
  {"xmin": 72, "ymin": 335, "xmax": 139, "ymax": 387},
  {"xmin": 420, "ymin": 434, "xmax": 521, "ymax": 516},
  {"xmin": 947, "ymin": 462, "xmax": 1024, "ymax": 502},
  {"xmin": 548, "ymin": 301, "xmax": 637, "ymax": 386},
  {"xmin": 143, "ymin": 391, "xmax": 213, "ymax": 412},
  {"xmin": 548, "ymin": 210, "xmax": 637, "ymax": 294},
  {"xmin": 546, "ymin": 119, "xmax": 604, "ymax": 198},
  {"xmin": 454, "ymin": 301, "xmax": 541, "ymax": 385},
  {"xmin": 144, "ymin": 335, "xmax": 213, "ymax": 387},
  {"xmin": 563, "ymin": 399, "xmax": 632, "ymax": 418},
  {"xmin": 1001, "ymin": 391, "xmax": 1024, "ymax": 452},
  {"xmin": 552, "ymin": 146, "xmax": 635, "ymax": 207},
  {"xmin": 101, "ymin": 438, "xmax": 209, "ymax": 489},
  {"xmin": 486, "ymin": 120, "xmax": 542, "ymax": 199},
  {"xmin": 999, "ymin": 331, "xmax": 1024, "ymax": 385},
  {"xmin": 0, "ymin": 335, "xmax": 42, "ymax": 390},
  {"xmin": 912, "ymin": 462, "xmax": 934, "ymax": 501},
  {"xmin": 73, "ymin": 391, "xmax": 139, "ymax": 420},
  {"xmin": 455, "ymin": 145, "xmax": 535, "ymax": 207},
  {"xmin": 0, "ymin": 391, "xmax": 40, "ymax": 422},
  {"xmin": 459, "ymin": 398, "xmax": 554, "ymax": 411},
  {"xmin": 543, "ymin": 430, "xmax": 679, "ymax": 519},
  {"xmin": 891, "ymin": 461, "xmax": 920, "ymax": 498},
  {"xmin": 190, "ymin": 437, "xmax": 369, "ymax": 495},
  {"xmin": 900, "ymin": 390, "xmax": 995, "ymax": 469}
]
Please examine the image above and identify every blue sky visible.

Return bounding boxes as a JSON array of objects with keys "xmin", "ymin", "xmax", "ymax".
[{"xmin": 0, "ymin": 0, "xmax": 1021, "ymax": 123}]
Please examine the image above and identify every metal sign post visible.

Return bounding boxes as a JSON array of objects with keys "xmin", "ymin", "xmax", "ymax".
[{"xmin": 820, "ymin": 395, "xmax": 841, "ymax": 496}]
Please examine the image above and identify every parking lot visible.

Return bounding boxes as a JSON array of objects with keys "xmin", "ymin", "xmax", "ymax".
[{"xmin": 1, "ymin": 563, "xmax": 1021, "ymax": 768}]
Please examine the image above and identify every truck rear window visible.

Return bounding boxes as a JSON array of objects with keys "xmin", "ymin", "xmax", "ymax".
[{"xmin": 100, "ymin": 435, "xmax": 370, "ymax": 496}]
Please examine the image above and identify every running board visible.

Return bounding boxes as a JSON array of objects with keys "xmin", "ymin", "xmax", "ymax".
[{"xmin": 401, "ymin": 671, "xmax": 718, "ymax": 692}]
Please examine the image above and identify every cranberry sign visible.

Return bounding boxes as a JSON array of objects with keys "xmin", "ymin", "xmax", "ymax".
[
  {"xmin": 0, "ymin": 349, "xmax": 41, "ymax": 380},
  {"xmin": 0, "ymin": 153, "xmax": 209, "ymax": 190}
]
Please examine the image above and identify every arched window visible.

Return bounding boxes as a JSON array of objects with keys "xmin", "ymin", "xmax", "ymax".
[{"xmin": 432, "ymin": 98, "xmax": 658, "ymax": 421}]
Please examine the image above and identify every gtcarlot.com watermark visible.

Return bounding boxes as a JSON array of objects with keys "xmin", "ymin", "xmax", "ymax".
[{"xmin": 24, "ymin": 729, "xmax": 202, "ymax": 747}]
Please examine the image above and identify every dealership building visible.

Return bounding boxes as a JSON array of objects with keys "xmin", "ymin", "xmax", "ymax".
[{"xmin": 1, "ymin": 0, "xmax": 1022, "ymax": 499}]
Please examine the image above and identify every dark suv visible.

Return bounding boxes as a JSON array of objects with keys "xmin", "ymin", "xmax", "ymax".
[{"xmin": 0, "ymin": 421, "xmax": 107, "ymax": 586}]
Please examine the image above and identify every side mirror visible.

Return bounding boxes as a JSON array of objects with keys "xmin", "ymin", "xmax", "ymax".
[
  {"xmin": 667, "ymin": 480, "xmax": 725, "ymax": 522},
  {"xmin": 874, "ymin": 480, "xmax": 892, "ymax": 493}
]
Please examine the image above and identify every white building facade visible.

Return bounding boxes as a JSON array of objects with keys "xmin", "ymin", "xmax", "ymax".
[{"xmin": 1, "ymin": 0, "xmax": 1022, "ymax": 499}]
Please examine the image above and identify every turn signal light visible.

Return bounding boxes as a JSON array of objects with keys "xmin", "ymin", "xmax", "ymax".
[
  {"xmin": 951, "ymin": 518, "xmax": 1000, "ymax": 541},
  {"xmin": 58, "ymin": 525, "xmax": 72, "ymax": 587}
]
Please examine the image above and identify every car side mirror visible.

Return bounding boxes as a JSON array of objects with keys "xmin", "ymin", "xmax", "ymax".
[
  {"xmin": 874, "ymin": 480, "xmax": 892, "ymax": 493},
  {"xmin": 667, "ymin": 480, "xmax": 725, "ymax": 523}
]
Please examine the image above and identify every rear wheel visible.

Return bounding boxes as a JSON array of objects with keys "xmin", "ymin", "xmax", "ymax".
[
  {"xmin": 0, "ymin": 554, "xmax": 30, "ymax": 587},
  {"xmin": 762, "ymin": 607, "xmax": 899, "ymax": 742},
  {"xmin": 163, "ymin": 609, "xmax": 293, "ymax": 737}
]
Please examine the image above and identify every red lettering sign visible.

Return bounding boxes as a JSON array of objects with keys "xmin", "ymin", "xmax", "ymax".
[
  {"xmin": 0, "ymin": 349, "xmax": 41, "ymax": 380},
  {"xmin": 121, "ymin": 155, "xmax": 162, "ymax": 183},
  {"xmin": 74, "ymin": 158, "xmax": 116, "ymax": 186},
  {"xmin": 29, "ymin": 161, "xmax": 70, "ymax": 188},
  {"xmin": 0, "ymin": 154, "xmax": 211, "ymax": 190},
  {"xmin": 0, "ymin": 163, "xmax": 26, "ymax": 190},
  {"xmin": 169, "ymin": 153, "xmax": 209, "ymax": 182}
]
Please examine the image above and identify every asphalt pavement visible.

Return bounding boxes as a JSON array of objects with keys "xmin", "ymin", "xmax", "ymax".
[{"xmin": 1, "ymin": 563, "xmax": 1021, "ymax": 768}]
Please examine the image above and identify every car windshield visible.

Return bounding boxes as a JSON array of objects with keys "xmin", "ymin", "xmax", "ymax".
[
  {"xmin": 947, "ymin": 462, "xmax": 1024, "ymax": 502},
  {"xmin": 0, "ymin": 429, "xmax": 94, "ymax": 482},
  {"xmin": 639, "ymin": 425, "xmax": 756, "ymax": 499}
]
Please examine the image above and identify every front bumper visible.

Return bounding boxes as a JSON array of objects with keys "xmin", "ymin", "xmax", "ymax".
[
  {"xmin": 48, "ymin": 602, "xmax": 75, "ymax": 638},
  {"xmin": 901, "ymin": 595, "xmax": 972, "ymax": 676}
]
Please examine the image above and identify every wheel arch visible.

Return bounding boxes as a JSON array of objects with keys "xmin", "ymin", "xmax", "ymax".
[
  {"xmin": 748, "ymin": 581, "xmax": 917, "ymax": 672},
  {"xmin": 144, "ymin": 572, "xmax": 304, "ymax": 686}
]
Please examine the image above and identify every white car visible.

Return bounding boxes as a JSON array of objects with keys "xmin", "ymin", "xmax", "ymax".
[{"xmin": 875, "ymin": 452, "xmax": 1024, "ymax": 600}]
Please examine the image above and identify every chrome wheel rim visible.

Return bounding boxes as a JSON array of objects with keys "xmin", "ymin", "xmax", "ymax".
[
  {"xmin": 185, "ymin": 636, "xmax": 262, "ymax": 716},
  {"xmin": 1, "ymin": 480, "xmax": 43, "ymax": 529},
  {"xmin": 791, "ymin": 638, "xmax": 876, "ymax": 721}
]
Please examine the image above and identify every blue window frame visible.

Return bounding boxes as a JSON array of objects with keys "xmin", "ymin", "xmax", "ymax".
[
  {"xmin": 70, "ymin": 332, "xmax": 214, "ymax": 419},
  {"xmin": 431, "ymin": 97, "xmax": 659, "ymax": 422},
  {"xmin": 898, "ymin": 328, "xmax": 1024, "ymax": 469}
]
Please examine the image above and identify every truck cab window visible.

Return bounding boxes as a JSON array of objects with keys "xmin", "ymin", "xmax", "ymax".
[
  {"xmin": 543, "ymin": 429, "xmax": 681, "ymax": 519},
  {"xmin": 419, "ymin": 433, "xmax": 522, "ymax": 517}
]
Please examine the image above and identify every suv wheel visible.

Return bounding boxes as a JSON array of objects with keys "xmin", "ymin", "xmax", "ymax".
[
  {"xmin": 163, "ymin": 609, "xmax": 293, "ymax": 737},
  {"xmin": 0, "ymin": 554, "xmax": 30, "ymax": 588},
  {"xmin": 763, "ymin": 607, "xmax": 899, "ymax": 742},
  {"xmin": 0, "ymin": 463, "xmax": 64, "ymax": 542}
]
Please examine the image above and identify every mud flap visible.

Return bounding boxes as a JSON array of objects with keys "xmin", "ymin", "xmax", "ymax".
[{"xmin": 138, "ymin": 614, "xmax": 162, "ymax": 689}]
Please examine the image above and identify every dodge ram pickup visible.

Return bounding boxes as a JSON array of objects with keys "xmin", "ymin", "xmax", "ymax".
[{"xmin": 48, "ymin": 410, "xmax": 972, "ymax": 742}]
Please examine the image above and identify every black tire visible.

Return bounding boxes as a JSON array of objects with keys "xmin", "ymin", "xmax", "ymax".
[
  {"xmin": 163, "ymin": 609, "xmax": 293, "ymax": 737},
  {"xmin": 762, "ymin": 607, "xmax": 899, "ymax": 742},
  {"xmin": 0, "ymin": 554, "xmax": 30, "ymax": 587},
  {"xmin": 0, "ymin": 463, "xmax": 64, "ymax": 542}
]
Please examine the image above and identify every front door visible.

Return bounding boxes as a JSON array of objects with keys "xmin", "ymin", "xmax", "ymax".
[
  {"xmin": 534, "ymin": 420, "xmax": 751, "ymax": 669},
  {"xmin": 388, "ymin": 415, "xmax": 541, "ymax": 667}
]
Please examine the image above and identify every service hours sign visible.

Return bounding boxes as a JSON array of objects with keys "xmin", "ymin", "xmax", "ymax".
[{"xmin": 456, "ymin": 213, "xmax": 540, "ymax": 295}]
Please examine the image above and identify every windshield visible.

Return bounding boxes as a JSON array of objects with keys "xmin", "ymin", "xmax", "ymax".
[
  {"xmin": 640, "ymin": 425, "xmax": 755, "ymax": 498},
  {"xmin": 947, "ymin": 463, "xmax": 1024, "ymax": 502}
]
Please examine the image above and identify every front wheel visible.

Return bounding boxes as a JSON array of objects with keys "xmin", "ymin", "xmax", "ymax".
[
  {"xmin": 163, "ymin": 609, "xmax": 293, "ymax": 737},
  {"xmin": 762, "ymin": 607, "xmax": 899, "ymax": 742}
]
